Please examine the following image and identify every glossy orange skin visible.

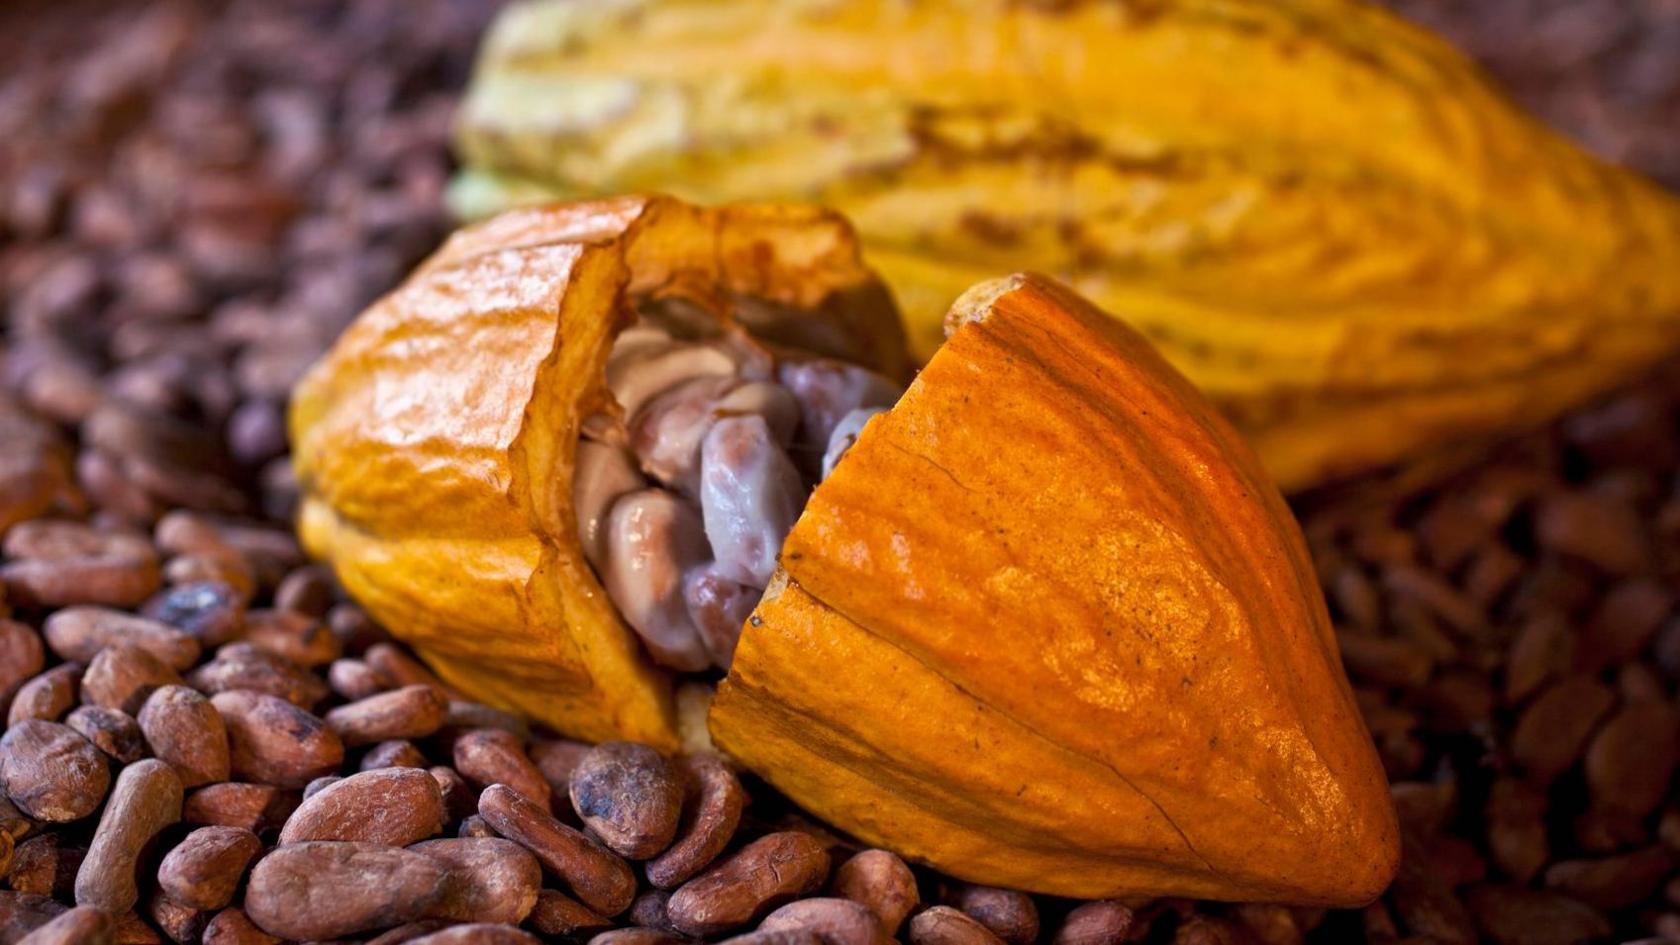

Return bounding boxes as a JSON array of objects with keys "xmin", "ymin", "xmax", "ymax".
[
  {"xmin": 289, "ymin": 197, "xmax": 907, "ymax": 748},
  {"xmin": 710, "ymin": 274, "xmax": 1399, "ymax": 903}
]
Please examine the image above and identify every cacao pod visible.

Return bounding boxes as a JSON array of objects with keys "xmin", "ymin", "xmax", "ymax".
[
  {"xmin": 452, "ymin": 0, "xmax": 1680, "ymax": 492},
  {"xmin": 290, "ymin": 196, "xmax": 1396, "ymax": 904}
]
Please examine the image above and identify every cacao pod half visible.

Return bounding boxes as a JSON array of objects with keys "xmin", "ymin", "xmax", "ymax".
[
  {"xmin": 452, "ymin": 0, "xmax": 1680, "ymax": 492},
  {"xmin": 290, "ymin": 197, "xmax": 1396, "ymax": 904}
]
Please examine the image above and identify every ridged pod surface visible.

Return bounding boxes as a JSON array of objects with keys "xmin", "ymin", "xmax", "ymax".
[
  {"xmin": 288, "ymin": 197, "xmax": 908, "ymax": 748},
  {"xmin": 452, "ymin": 0, "xmax": 1680, "ymax": 490},
  {"xmin": 711, "ymin": 273, "xmax": 1397, "ymax": 903}
]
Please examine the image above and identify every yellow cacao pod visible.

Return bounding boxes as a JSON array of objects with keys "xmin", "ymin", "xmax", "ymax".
[{"xmin": 452, "ymin": 0, "xmax": 1680, "ymax": 492}]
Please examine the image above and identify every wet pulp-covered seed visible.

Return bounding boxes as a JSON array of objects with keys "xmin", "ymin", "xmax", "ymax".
[{"xmin": 574, "ymin": 310, "xmax": 903, "ymax": 673}]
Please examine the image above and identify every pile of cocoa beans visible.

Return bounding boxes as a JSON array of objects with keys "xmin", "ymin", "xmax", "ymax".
[{"xmin": 1, "ymin": 1, "xmax": 1678, "ymax": 944}]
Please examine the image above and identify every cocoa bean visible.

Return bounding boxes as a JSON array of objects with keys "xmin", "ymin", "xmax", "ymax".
[
  {"xmin": 110, "ymin": 907, "xmax": 165, "ymax": 944},
  {"xmin": 830, "ymin": 849, "xmax": 918, "ymax": 935},
  {"xmin": 302, "ymin": 775, "xmax": 341, "ymax": 799},
  {"xmin": 324, "ymin": 684, "xmax": 448, "ymax": 747},
  {"xmin": 365, "ymin": 921, "xmax": 457, "ymax": 945},
  {"xmin": 182, "ymin": 783, "xmax": 296, "ymax": 832},
  {"xmin": 430, "ymin": 765, "xmax": 476, "ymax": 824},
  {"xmin": 1584, "ymin": 701, "xmax": 1678, "ymax": 818},
  {"xmin": 163, "ymin": 555, "xmax": 254, "ymax": 601},
  {"xmin": 365, "ymin": 643, "xmax": 453, "ymax": 694},
  {"xmin": 476, "ymin": 784, "xmax": 635, "ymax": 917},
  {"xmin": 327, "ymin": 658, "xmax": 390, "ymax": 701},
  {"xmin": 0, "ymin": 720, "xmax": 110, "ymax": 822},
  {"xmin": 909, "ymin": 907, "xmax": 1005, "ymax": 945},
  {"xmin": 273, "ymin": 566, "xmax": 332, "ymax": 618},
  {"xmin": 7, "ymin": 835, "xmax": 85, "ymax": 898},
  {"xmin": 65, "ymin": 707, "xmax": 147, "ymax": 764},
  {"xmin": 526, "ymin": 889, "xmax": 610, "ymax": 938},
  {"xmin": 241, "ymin": 609, "xmax": 339, "ymax": 667},
  {"xmin": 0, "ymin": 794, "xmax": 34, "ymax": 841},
  {"xmin": 666, "ymin": 832, "xmax": 830, "ymax": 936},
  {"xmin": 211, "ymin": 690, "xmax": 342, "ymax": 787},
  {"xmin": 588, "ymin": 930, "xmax": 692, "ymax": 945},
  {"xmin": 529, "ymin": 739, "xmax": 589, "ymax": 801},
  {"xmin": 1510, "ymin": 675, "xmax": 1616, "ymax": 783},
  {"xmin": 361, "ymin": 739, "xmax": 428, "ymax": 770},
  {"xmin": 278, "ymin": 767, "xmax": 444, "ymax": 845},
  {"xmin": 569, "ymin": 742, "xmax": 682, "ymax": 860},
  {"xmin": 186, "ymin": 644, "xmax": 325, "ymax": 708},
  {"xmin": 760, "ymin": 898, "xmax": 890, "ymax": 945},
  {"xmin": 7, "ymin": 665, "xmax": 81, "ymax": 727},
  {"xmin": 14, "ymin": 905, "xmax": 113, "ymax": 945},
  {"xmin": 140, "ymin": 581, "xmax": 245, "ymax": 649},
  {"xmin": 75, "ymin": 759, "xmax": 183, "ymax": 914},
  {"xmin": 453, "ymin": 729, "xmax": 548, "ymax": 808},
  {"xmin": 144, "ymin": 892, "xmax": 208, "ymax": 944},
  {"xmin": 1534, "ymin": 491, "xmax": 1648, "ymax": 574},
  {"xmin": 943, "ymin": 885, "xmax": 1038, "ymax": 945},
  {"xmin": 0, "ymin": 621, "xmax": 46, "ymax": 705},
  {"xmin": 627, "ymin": 890, "xmax": 673, "ymax": 931},
  {"xmin": 137, "ymin": 685, "xmax": 229, "ymax": 787},
  {"xmin": 155, "ymin": 827, "xmax": 261, "ymax": 911},
  {"xmin": 1051, "ymin": 901, "xmax": 1135, "ymax": 945},
  {"xmin": 1, "ymin": 555, "xmax": 160, "ymax": 610},
  {"xmin": 716, "ymin": 931, "xmax": 823, "ymax": 945},
  {"xmin": 1463, "ymin": 885, "xmax": 1611, "ymax": 945},
  {"xmin": 442, "ymin": 702, "xmax": 528, "ymax": 742},
  {"xmin": 1542, "ymin": 846, "xmax": 1676, "ymax": 910},
  {"xmin": 458, "ymin": 815, "xmax": 496, "ymax": 839},
  {"xmin": 201, "ymin": 908, "xmax": 278, "ymax": 945},
  {"xmin": 81, "ymin": 644, "xmax": 182, "ymax": 715},
  {"xmin": 42, "ymin": 607, "xmax": 199, "ymax": 671},
  {"xmin": 411, "ymin": 837, "xmax": 540, "ymax": 924},
  {"xmin": 243, "ymin": 842, "xmax": 448, "ymax": 940},
  {"xmin": 0, "ymin": 891, "xmax": 69, "ymax": 944}
]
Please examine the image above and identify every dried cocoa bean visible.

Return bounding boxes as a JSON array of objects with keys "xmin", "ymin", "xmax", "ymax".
[
  {"xmin": 0, "ymin": 621, "xmax": 46, "ymax": 704},
  {"xmin": 140, "ymin": 581, "xmax": 245, "ymax": 649},
  {"xmin": 909, "ymin": 907, "xmax": 1006, "ymax": 945},
  {"xmin": 75, "ymin": 759, "xmax": 183, "ymax": 914},
  {"xmin": 476, "ymin": 783, "xmax": 635, "ymax": 917},
  {"xmin": 716, "ymin": 931, "xmax": 823, "ymax": 945},
  {"xmin": 1463, "ymin": 885, "xmax": 1610, "ymax": 945},
  {"xmin": 155, "ymin": 827, "xmax": 261, "ymax": 911},
  {"xmin": 1542, "ymin": 846, "xmax": 1676, "ymax": 910},
  {"xmin": 430, "ymin": 765, "xmax": 476, "ymax": 823},
  {"xmin": 65, "ymin": 707, "xmax": 147, "ymax": 764},
  {"xmin": 411, "ymin": 837, "xmax": 540, "ymax": 924},
  {"xmin": 7, "ymin": 835, "xmax": 84, "ymax": 898},
  {"xmin": 0, "ymin": 720, "xmax": 110, "ymax": 822},
  {"xmin": 1584, "ymin": 701, "xmax": 1678, "ymax": 818},
  {"xmin": 241, "ymin": 609, "xmax": 339, "ymax": 667},
  {"xmin": 627, "ymin": 890, "xmax": 674, "ymax": 930},
  {"xmin": 942, "ymin": 885, "xmax": 1037, "ymax": 945},
  {"xmin": 443, "ymin": 702, "xmax": 528, "ymax": 742},
  {"xmin": 1510, "ymin": 675, "xmax": 1615, "ymax": 783},
  {"xmin": 302, "ymin": 775, "xmax": 341, "ymax": 799},
  {"xmin": 327, "ymin": 658, "xmax": 389, "ymax": 701},
  {"xmin": 760, "ymin": 898, "xmax": 890, "ymax": 945},
  {"xmin": 186, "ymin": 643, "xmax": 325, "ymax": 707},
  {"xmin": 201, "ymin": 908, "xmax": 278, "ymax": 945},
  {"xmin": 1050, "ymin": 901, "xmax": 1134, "ymax": 945},
  {"xmin": 243, "ymin": 841, "xmax": 448, "ymax": 941},
  {"xmin": 324, "ymin": 684, "xmax": 448, "ymax": 746},
  {"xmin": 666, "ymin": 832, "xmax": 830, "ymax": 937},
  {"xmin": 458, "ymin": 815, "xmax": 496, "ymax": 838},
  {"xmin": 7, "ymin": 665, "xmax": 81, "ymax": 727},
  {"xmin": 0, "ymin": 794, "xmax": 34, "ymax": 841},
  {"xmin": 273, "ymin": 566, "xmax": 332, "ymax": 618},
  {"xmin": 588, "ymin": 930, "xmax": 692, "ymax": 945},
  {"xmin": 163, "ymin": 555, "xmax": 254, "ymax": 601},
  {"xmin": 0, "ymin": 890, "xmax": 68, "ymax": 942},
  {"xmin": 569, "ymin": 742, "xmax": 682, "ymax": 860},
  {"xmin": 529, "ymin": 739, "xmax": 589, "ymax": 803},
  {"xmin": 365, "ymin": 643, "xmax": 453, "ymax": 694},
  {"xmin": 110, "ymin": 907, "xmax": 165, "ymax": 944},
  {"xmin": 278, "ymin": 767, "xmax": 445, "ymax": 845},
  {"xmin": 1534, "ymin": 491, "xmax": 1647, "ymax": 574},
  {"xmin": 526, "ymin": 889, "xmax": 611, "ymax": 938},
  {"xmin": 211, "ymin": 690, "xmax": 343, "ymax": 787},
  {"xmin": 1, "ymin": 555, "xmax": 161, "ymax": 610},
  {"xmin": 81, "ymin": 644, "xmax": 182, "ymax": 715},
  {"xmin": 182, "ymin": 782, "xmax": 296, "ymax": 832},
  {"xmin": 365, "ymin": 921, "xmax": 458, "ymax": 945},
  {"xmin": 15, "ymin": 905, "xmax": 114, "ymax": 945},
  {"xmin": 361, "ymin": 739, "xmax": 428, "ymax": 770},
  {"xmin": 453, "ymin": 729, "xmax": 548, "ymax": 808},
  {"xmin": 42, "ymin": 607, "xmax": 199, "ymax": 671},
  {"xmin": 830, "ymin": 849, "xmax": 918, "ymax": 936},
  {"xmin": 145, "ymin": 892, "xmax": 208, "ymax": 944},
  {"xmin": 137, "ymin": 685, "xmax": 229, "ymax": 787}
]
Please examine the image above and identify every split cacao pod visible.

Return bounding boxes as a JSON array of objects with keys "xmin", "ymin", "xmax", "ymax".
[
  {"xmin": 451, "ymin": 0, "xmax": 1680, "ymax": 491},
  {"xmin": 290, "ymin": 196, "xmax": 1396, "ymax": 904}
]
